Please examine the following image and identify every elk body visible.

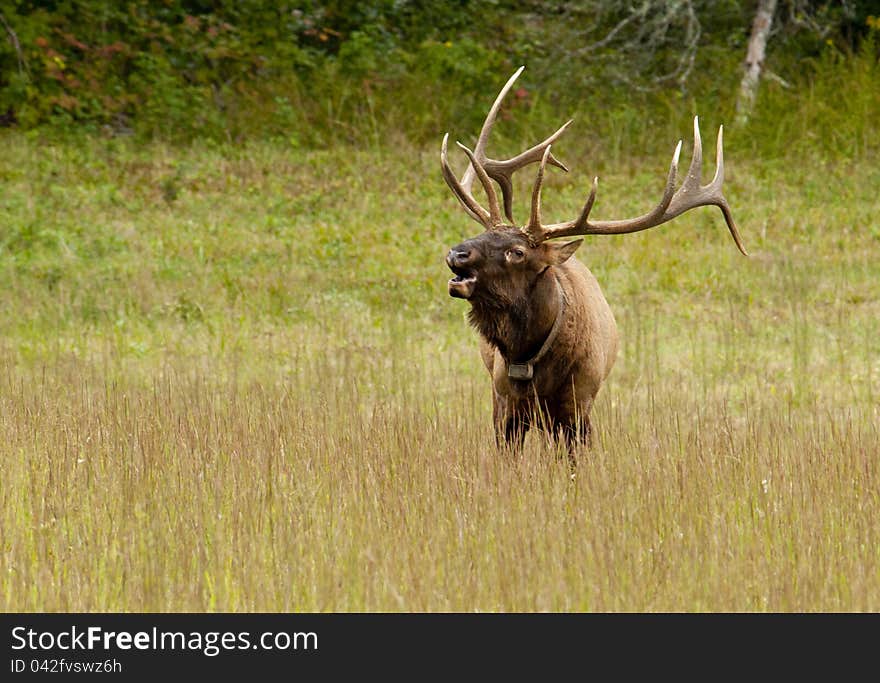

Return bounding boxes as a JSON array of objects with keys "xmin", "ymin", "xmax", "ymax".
[{"xmin": 442, "ymin": 67, "xmax": 746, "ymax": 452}]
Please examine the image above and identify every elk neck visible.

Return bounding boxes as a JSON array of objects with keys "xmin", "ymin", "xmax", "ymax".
[{"xmin": 468, "ymin": 267, "xmax": 563, "ymax": 364}]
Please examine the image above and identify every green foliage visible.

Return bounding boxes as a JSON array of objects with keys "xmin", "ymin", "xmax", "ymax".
[
  {"xmin": 0, "ymin": 1, "xmax": 877, "ymax": 151},
  {"xmin": 0, "ymin": 1, "xmax": 313, "ymax": 137}
]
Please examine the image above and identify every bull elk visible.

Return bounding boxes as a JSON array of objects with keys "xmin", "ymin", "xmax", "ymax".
[{"xmin": 442, "ymin": 67, "xmax": 747, "ymax": 452}]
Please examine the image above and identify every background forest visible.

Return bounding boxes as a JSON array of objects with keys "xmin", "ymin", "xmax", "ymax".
[{"xmin": 0, "ymin": 1, "xmax": 878, "ymax": 155}]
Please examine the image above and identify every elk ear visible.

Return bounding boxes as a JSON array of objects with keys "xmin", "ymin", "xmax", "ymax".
[{"xmin": 544, "ymin": 239, "xmax": 583, "ymax": 265}]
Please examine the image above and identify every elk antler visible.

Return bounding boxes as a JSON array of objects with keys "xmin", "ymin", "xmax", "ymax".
[
  {"xmin": 525, "ymin": 117, "xmax": 748, "ymax": 255},
  {"xmin": 440, "ymin": 66, "xmax": 571, "ymax": 229},
  {"xmin": 442, "ymin": 69, "xmax": 746, "ymax": 255}
]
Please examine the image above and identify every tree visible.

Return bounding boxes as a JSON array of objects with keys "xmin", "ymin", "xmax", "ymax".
[{"xmin": 736, "ymin": 0, "xmax": 779, "ymax": 126}]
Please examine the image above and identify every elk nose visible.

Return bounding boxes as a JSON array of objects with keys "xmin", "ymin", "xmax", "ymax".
[{"xmin": 447, "ymin": 248, "xmax": 474, "ymax": 269}]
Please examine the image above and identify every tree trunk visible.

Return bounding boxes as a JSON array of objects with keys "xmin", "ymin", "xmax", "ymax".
[{"xmin": 735, "ymin": 0, "xmax": 778, "ymax": 126}]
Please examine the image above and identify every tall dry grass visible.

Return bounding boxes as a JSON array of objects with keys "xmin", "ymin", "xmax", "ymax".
[{"xmin": 1, "ymin": 307, "xmax": 877, "ymax": 611}]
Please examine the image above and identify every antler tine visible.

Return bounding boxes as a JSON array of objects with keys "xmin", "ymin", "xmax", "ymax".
[
  {"xmin": 460, "ymin": 66, "xmax": 525, "ymax": 194},
  {"xmin": 460, "ymin": 67, "xmax": 528, "ymax": 224},
  {"xmin": 568, "ymin": 176, "xmax": 599, "ymax": 234},
  {"xmin": 679, "ymin": 115, "xmax": 703, "ymax": 193},
  {"xmin": 524, "ymin": 146, "xmax": 553, "ymax": 243},
  {"xmin": 440, "ymin": 133, "xmax": 492, "ymax": 228},
  {"xmin": 711, "ymin": 126, "xmax": 747, "ymax": 255},
  {"xmin": 457, "ymin": 142, "xmax": 503, "ymax": 228},
  {"xmin": 710, "ymin": 124, "xmax": 724, "ymax": 186}
]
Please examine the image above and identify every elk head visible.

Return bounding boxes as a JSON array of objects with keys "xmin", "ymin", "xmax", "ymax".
[{"xmin": 442, "ymin": 67, "xmax": 747, "ymax": 303}]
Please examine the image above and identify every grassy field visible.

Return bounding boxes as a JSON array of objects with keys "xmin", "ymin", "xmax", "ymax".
[{"xmin": 1, "ymin": 125, "xmax": 878, "ymax": 611}]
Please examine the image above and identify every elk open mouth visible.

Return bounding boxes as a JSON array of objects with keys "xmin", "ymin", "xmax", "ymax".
[{"xmin": 448, "ymin": 269, "xmax": 477, "ymax": 299}]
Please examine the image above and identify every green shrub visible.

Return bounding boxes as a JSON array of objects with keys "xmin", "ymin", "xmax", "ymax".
[{"xmin": 0, "ymin": 1, "xmax": 877, "ymax": 159}]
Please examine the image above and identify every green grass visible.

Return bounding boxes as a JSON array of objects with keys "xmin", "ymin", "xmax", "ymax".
[{"xmin": 1, "ymin": 123, "xmax": 878, "ymax": 611}]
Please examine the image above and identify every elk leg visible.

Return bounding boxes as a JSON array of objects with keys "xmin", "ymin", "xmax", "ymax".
[
  {"xmin": 501, "ymin": 414, "xmax": 528, "ymax": 450},
  {"xmin": 494, "ymin": 411, "xmax": 528, "ymax": 450},
  {"xmin": 555, "ymin": 414, "xmax": 593, "ymax": 464},
  {"xmin": 580, "ymin": 414, "xmax": 593, "ymax": 449},
  {"xmin": 493, "ymin": 393, "xmax": 527, "ymax": 451}
]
